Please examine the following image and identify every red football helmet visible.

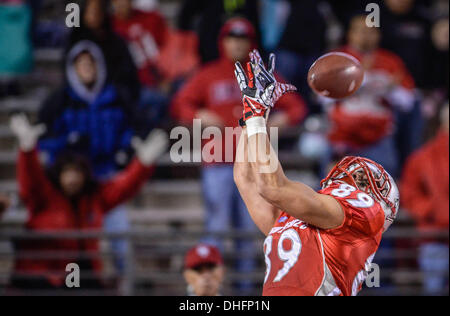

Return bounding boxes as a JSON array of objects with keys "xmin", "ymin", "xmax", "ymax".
[{"xmin": 321, "ymin": 156, "xmax": 400, "ymax": 232}]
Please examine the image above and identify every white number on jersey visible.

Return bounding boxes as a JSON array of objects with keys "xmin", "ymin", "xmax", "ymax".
[
  {"xmin": 264, "ymin": 229, "xmax": 302, "ymax": 284},
  {"xmin": 331, "ymin": 183, "xmax": 374, "ymax": 208}
]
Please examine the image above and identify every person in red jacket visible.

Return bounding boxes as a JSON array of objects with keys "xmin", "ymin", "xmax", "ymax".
[
  {"xmin": 111, "ymin": 0, "xmax": 168, "ymax": 89},
  {"xmin": 8, "ymin": 114, "xmax": 168, "ymax": 294},
  {"xmin": 171, "ymin": 17, "xmax": 306, "ymax": 294},
  {"xmin": 111, "ymin": 0, "xmax": 170, "ymax": 134},
  {"xmin": 401, "ymin": 102, "xmax": 449, "ymax": 295},
  {"xmin": 320, "ymin": 14, "xmax": 417, "ymax": 178}
]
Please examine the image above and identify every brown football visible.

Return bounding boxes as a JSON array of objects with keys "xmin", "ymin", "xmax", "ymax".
[{"xmin": 307, "ymin": 52, "xmax": 364, "ymax": 99}]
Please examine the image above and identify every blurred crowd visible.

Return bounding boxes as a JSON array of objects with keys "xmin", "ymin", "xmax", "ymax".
[{"xmin": 0, "ymin": 0, "xmax": 448, "ymax": 295}]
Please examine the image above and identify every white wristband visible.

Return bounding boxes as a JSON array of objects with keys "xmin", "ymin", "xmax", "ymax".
[{"xmin": 246, "ymin": 117, "xmax": 267, "ymax": 138}]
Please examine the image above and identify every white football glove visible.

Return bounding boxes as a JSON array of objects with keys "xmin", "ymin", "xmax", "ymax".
[
  {"xmin": 249, "ymin": 49, "xmax": 297, "ymax": 106},
  {"xmin": 234, "ymin": 49, "xmax": 297, "ymax": 126},
  {"xmin": 131, "ymin": 129, "xmax": 169, "ymax": 166},
  {"xmin": 9, "ymin": 113, "xmax": 46, "ymax": 152}
]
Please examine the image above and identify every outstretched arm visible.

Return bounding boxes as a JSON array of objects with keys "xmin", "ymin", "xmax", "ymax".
[
  {"xmin": 246, "ymin": 122, "xmax": 344, "ymax": 229},
  {"xmin": 10, "ymin": 114, "xmax": 54, "ymax": 213},
  {"xmin": 234, "ymin": 50, "xmax": 344, "ymax": 230},
  {"xmin": 234, "ymin": 128, "xmax": 281, "ymax": 236},
  {"xmin": 100, "ymin": 129, "xmax": 168, "ymax": 211}
]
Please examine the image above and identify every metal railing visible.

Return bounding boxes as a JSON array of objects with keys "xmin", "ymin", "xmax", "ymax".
[{"xmin": 0, "ymin": 228, "xmax": 448, "ymax": 296}]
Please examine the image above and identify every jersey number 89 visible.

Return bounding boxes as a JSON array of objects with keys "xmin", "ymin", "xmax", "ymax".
[
  {"xmin": 331, "ymin": 184, "xmax": 374, "ymax": 208},
  {"xmin": 264, "ymin": 229, "xmax": 302, "ymax": 284},
  {"xmin": 263, "ymin": 184, "xmax": 374, "ymax": 284}
]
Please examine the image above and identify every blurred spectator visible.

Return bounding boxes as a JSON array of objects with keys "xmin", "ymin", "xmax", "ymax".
[
  {"xmin": 183, "ymin": 244, "xmax": 225, "ymax": 296},
  {"xmin": 38, "ymin": 40, "xmax": 136, "ymax": 178},
  {"xmin": 111, "ymin": 0, "xmax": 169, "ymax": 134},
  {"xmin": 37, "ymin": 40, "xmax": 139, "ymax": 277},
  {"xmin": 171, "ymin": 17, "xmax": 306, "ymax": 293},
  {"xmin": 380, "ymin": 0, "xmax": 432, "ymax": 89},
  {"xmin": 67, "ymin": 0, "xmax": 140, "ymax": 103},
  {"xmin": 111, "ymin": 0, "xmax": 168, "ymax": 89},
  {"xmin": 8, "ymin": 114, "xmax": 167, "ymax": 294},
  {"xmin": 401, "ymin": 102, "xmax": 449, "ymax": 295},
  {"xmin": 0, "ymin": 0, "xmax": 33, "ymax": 97},
  {"xmin": 156, "ymin": 27, "xmax": 200, "ymax": 91},
  {"xmin": 422, "ymin": 16, "xmax": 449, "ymax": 129},
  {"xmin": 320, "ymin": 15, "xmax": 417, "ymax": 178},
  {"xmin": 327, "ymin": 0, "xmax": 379, "ymax": 28},
  {"xmin": 273, "ymin": 0, "xmax": 328, "ymax": 112},
  {"xmin": 112, "ymin": 0, "xmax": 201, "ymax": 95},
  {"xmin": 177, "ymin": 0, "xmax": 260, "ymax": 63},
  {"xmin": 429, "ymin": 16, "xmax": 449, "ymax": 90}
]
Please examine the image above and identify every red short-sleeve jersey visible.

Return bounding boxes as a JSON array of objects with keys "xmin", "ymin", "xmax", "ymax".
[{"xmin": 262, "ymin": 181, "xmax": 385, "ymax": 296}]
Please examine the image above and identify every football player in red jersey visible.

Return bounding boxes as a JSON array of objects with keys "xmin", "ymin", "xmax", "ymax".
[{"xmin": 233, "ymin": 50, "xmax": 400, "ymax": 296}]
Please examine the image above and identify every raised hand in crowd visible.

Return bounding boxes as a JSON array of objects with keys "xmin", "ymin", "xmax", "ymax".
[
  {"xmin": 131, "ymin": 128, "xmax": 169, "ymax": 167},
  {"xmin": 9, "ymin": 114, "xmax": 46, "ymax": 152}
]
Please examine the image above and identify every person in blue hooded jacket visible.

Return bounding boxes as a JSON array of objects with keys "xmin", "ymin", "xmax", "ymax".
[
  {"xmin": 37, "ymin": 40, "xmax": 140, "ymax": 279},
  {"xmin": 38, "ymin": 40, "xmax": 137, "ymax": 178}
]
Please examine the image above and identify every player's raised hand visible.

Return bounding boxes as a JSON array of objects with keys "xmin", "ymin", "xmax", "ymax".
[
  {"xmin": 249, "ymin": 49, "xmax": 297, "ymax": 105},
  {"xmin": 9, "ymin": 113, "xmax": 46, "ymax": 152},
  {"xmin": 234, "ymin": 60, "xmax": 275, "ymax": 125},
  {"xmin": 131, "ymin": 128, "xmax": 169, "ymax": 166}
]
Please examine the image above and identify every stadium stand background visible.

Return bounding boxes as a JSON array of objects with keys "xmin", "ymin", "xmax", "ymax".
[{"xmin": 0, "ymin": 0, "xmax": 448, "ymax": 296}]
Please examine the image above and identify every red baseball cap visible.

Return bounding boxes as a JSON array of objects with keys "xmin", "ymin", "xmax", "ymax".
[
  {"xmin": 219, "ymin": 17, "xmax": 256, "ymax": 40},
  {"xmin": 184, "ymin": 244, "xmax": 224, "ymax": 270}
]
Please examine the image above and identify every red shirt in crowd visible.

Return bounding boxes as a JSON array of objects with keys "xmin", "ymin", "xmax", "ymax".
[
  {"xmin": 112, "ymin": 9, "xmax": 168, "ymax": 87},
  {"xmin": 401, "ymin": 130, "xmax": 449, "ymax": 233},
  {"xmin": 170, "ymin": 57, "xmax": 307, "ymax": 164},
  {"xmin": 15, "ymin": 149, "xmax": 154, "ymax": 286},
  {"xmin": 171, "ymin": 17, "xmax": 306, "ymax": 164},
  {"xmin": 327, "ymin": 46, "xmax": 415, "ymax": 148}
]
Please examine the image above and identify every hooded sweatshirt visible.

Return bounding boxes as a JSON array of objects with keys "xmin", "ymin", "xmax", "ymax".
[
  {"xmin": 38, "ymin": 40, "xmax": 136, "ymax": 178},
  {"xmin": 66, "ymin": 4, "xmax": 140, "ymax": 103}
]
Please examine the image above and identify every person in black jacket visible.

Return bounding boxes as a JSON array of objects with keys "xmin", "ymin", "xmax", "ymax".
[
  {"xmin": 380, "ymin": 0, "xmax": 433, "ymax": 89},
  {"xmin": 177, "ymin": 0, "xmax": 261, "ymax": 64},
  {"xmin": 274, "ymin": 0, "xmax": 328, "ymax": 113}
]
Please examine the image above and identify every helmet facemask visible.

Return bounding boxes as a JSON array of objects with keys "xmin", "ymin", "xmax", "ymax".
[{"xmin": 321, "ymin": 156, "xmax": 399, "ymax": 231}]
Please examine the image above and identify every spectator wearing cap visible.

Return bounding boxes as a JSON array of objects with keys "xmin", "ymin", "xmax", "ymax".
[
  {"xmin": 183, "ymin": 244, "xmax": 225, "ymax": 296},
  {"xmin": 177, "ymin": 0, "xmax": 260, "ymax": 63},
  {"xmin": 171, "ymin": 17, "xmax": 306, "ymax": 294}
]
